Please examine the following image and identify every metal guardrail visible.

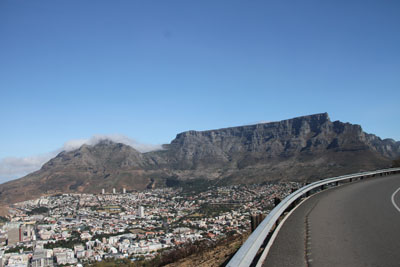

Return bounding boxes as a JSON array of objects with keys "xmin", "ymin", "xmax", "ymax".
[{"xmin": 227, "ymin": 167, "xmax": 400, "ymax": 267}]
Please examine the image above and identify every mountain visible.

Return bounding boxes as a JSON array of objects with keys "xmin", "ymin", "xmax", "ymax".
[{"xmin": 0, "ymin": 113, "xmax": 399, "ymax": 205}]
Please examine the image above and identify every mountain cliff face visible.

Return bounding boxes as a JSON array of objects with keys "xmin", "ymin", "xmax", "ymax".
[
  {"xmin": 152, "ymin": 113, "xmax": 398, "ymax": 172},
  {"xmin": 0, "ymin": 113, "xmax": 399, "ymax": 204}
]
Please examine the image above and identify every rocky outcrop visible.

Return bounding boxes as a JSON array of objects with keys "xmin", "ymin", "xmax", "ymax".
[{"xmin": 0, "ymin": 113, "xmax": 398, "ymax": 204}]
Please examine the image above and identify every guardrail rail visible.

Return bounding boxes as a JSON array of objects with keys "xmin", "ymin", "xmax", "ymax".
[{"xmin": 227, "ymin": 167, "xmax": 400, "ymax": 267}]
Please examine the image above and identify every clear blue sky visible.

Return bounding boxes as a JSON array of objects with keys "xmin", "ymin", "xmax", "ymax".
[{"xmin": 0, "ymin": 0, "xmax": 399, "ymax": 181}]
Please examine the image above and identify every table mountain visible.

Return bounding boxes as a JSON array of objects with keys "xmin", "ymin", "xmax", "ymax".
[{"xmin": 0, "ymin": 113, "xmax": 399, "ymax": 204}]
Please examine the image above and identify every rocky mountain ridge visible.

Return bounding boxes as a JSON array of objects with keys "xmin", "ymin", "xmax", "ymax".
[{"xmin": 0, "ymin": 113, "xmax": 399, "ymax": 205}]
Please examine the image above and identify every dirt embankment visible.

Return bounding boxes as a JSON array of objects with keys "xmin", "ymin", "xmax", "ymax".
[{"xmin": 166, "ymin": 232, "xmax": 250, "ymax": 267}]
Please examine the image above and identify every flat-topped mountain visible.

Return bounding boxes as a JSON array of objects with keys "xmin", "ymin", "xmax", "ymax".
[{"xmin": 0, "ymin": 113, "xmax": 399, "ymax": 204}]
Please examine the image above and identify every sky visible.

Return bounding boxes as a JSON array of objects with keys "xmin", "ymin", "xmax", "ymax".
[{"xmin": 0, "ymin": 0, "xmax": 399, "ymax": 183}]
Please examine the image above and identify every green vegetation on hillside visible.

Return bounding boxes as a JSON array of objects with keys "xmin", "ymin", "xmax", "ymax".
[
  {"xmin": 91, "ymin": 229, "xmax": 131, "ymax": 241},
  {"xmin": 198, "ymin": 203, "xmax": 236, "ymax": 217},
  {"xmin": 27, "ymin": 206, "xmax": 49, "ymax": 215},
  {"xmin": 44, "ymin": 231, "xmax": 81, "ymax": 249},
  {"xmin": 166, "ymin": 178, "xmax": 212, "ymax": 194}
]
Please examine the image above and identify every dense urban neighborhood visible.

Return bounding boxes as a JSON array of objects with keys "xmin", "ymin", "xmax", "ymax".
[{"xmin": 0, "ymin": 182, "xmax": 301, "ymax": 266}]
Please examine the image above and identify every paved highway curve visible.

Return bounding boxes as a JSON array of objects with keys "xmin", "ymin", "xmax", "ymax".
[{"xmin": 263, "ymin": 174, "xmax": 400, "ymax": 267}]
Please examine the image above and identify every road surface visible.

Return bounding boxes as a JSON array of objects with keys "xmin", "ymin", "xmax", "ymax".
[{"xmin": 263, "ymin": 174, "xmax": 400, "ymax": 267}]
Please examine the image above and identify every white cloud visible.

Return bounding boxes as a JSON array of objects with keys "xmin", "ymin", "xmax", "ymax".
[
  {"xmin": 0, "ymin": 134, "xmax": 162, "ymax": 184},
  {"xmin": 0, "ymin": 152, "xmax": 57, "ymax": 184},
  {"xmin": 62, "ymin": 134, "xmax": 162, "ymax": 153},
  {"xmin": 256, "ymin": 120, "xmax": 271, "ymax": 124},
  {"xmin": 62, "ymin": 138, "xmax": 88, "ymax": 151},
  {"xmin": 244, "ymin": 120, "xmax": 272, "ymax": 126}
]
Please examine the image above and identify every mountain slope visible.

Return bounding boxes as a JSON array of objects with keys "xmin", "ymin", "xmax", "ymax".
[{"xmin": 0, "ymin": 113, "xmax": 398, "ymax": 205}]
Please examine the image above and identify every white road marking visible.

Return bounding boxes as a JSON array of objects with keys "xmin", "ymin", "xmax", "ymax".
[{"xmin": 391, "ymin": 187, "xmax": 400, "ymax": 213}]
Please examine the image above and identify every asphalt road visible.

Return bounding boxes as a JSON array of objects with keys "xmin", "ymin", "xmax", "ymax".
[{"xmin": 263, "ymin": 174, "xmax": 400, "ymax": 267}]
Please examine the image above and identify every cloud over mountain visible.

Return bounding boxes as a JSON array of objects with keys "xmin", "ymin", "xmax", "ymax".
[
  {"xmin": 0, "ymin": 134, "xmax": 162, "ymax": 183},
  {"xmin": 62, "ymin": 134, "xmax": 162, "ymax": 153}
]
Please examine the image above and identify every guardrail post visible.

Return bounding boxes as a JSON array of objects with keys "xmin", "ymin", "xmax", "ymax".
[
  {"xmin": 250, "ymin": 215, "xmax": 257, "ymax": 232},
  {"xmin": 250, "ymin": 214, "xmax": 266, "ymax": 232},
  {"xmin": 274, "ymin": 197, "xmax": 281, "ymax": 207}
]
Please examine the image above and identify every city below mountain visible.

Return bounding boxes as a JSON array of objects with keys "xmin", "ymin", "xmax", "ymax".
[{"xmin": 0, "ymin": 113, "xmax": 399, "ymax": 206}]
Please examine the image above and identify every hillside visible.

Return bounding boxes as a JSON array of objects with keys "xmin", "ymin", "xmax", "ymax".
[{"xmin": 0, "ymin": 113, "xmax": 399, "ymax": 205}]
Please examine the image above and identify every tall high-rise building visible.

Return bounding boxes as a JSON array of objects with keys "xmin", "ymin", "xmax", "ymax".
[
  {"xmin": 112, "ymin": 188, "xmax": 116, "ymax": 194},
  {"xmin": 20, "ymin": 224, "xmax": 35, "ymax": 242},
  {"xmin": 102, "ymin": 189, "xmax": 105, "ymax": 194},
  {"xmin": 123, "ymin": 188, "xmax": 126, "ymax": 194},
  {"xmin": 6, "ymin": 223, "xmax": 21, "ymax": 245},
  {"xmin": 138, "ymin": 206, "xmax": 145, "ymax": 218}
]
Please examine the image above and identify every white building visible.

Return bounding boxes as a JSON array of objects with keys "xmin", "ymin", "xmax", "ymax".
[{"xmin": 138, "ymin": 206, "xmax": 145, "ymax": 218}]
